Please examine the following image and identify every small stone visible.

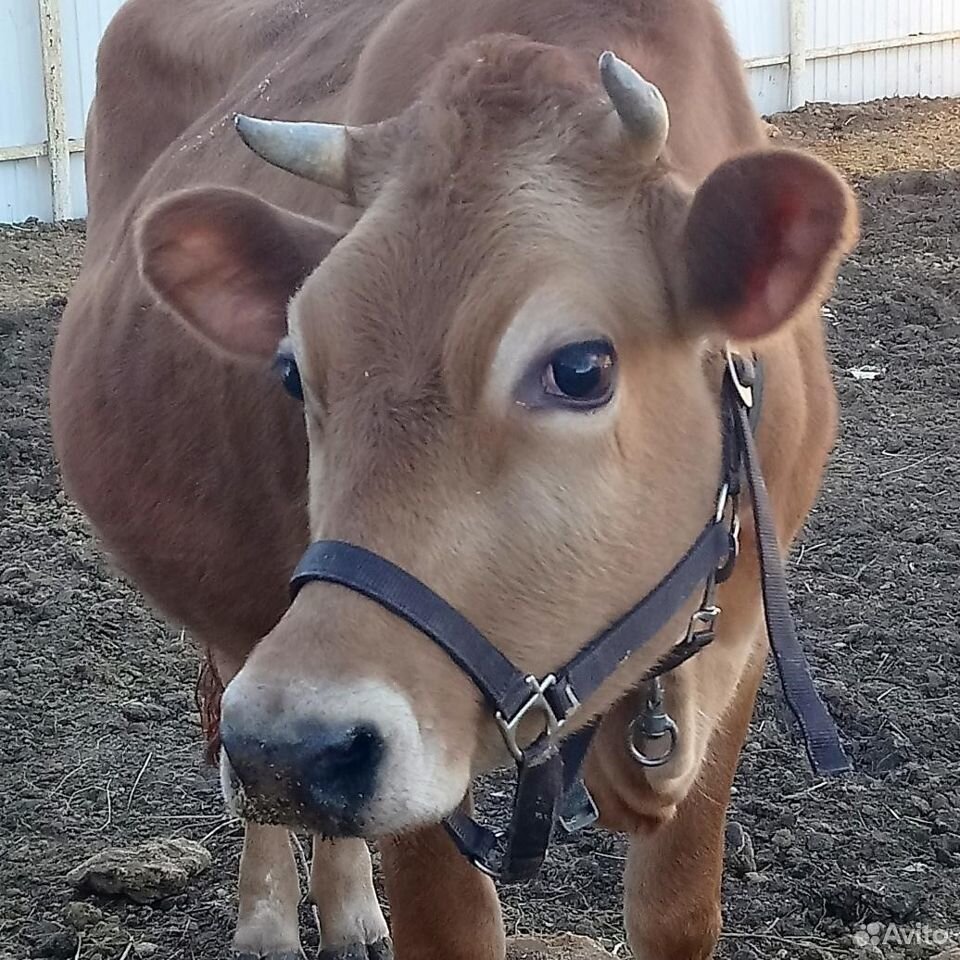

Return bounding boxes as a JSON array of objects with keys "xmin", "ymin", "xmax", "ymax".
[
  {"xmin": 63, "ymin": 901, "xmax": 104, "ymax": 929},
  {"xmin": 133, "ymin": 944, "xmax": 159, "ymax": 958},
  {"xmin": 507, "ymin": 933, "xmax": 614, "ymax": 960},
  {"xmin": 67, "ymin": 838, "xmax": 211, "ymax": 904},
  {"xmin": 725, "ymin": 821, "xmax": 757, "ymax": 875},
  {"xmin": 119, "ymin": 701, "xmax": 167, "ymax": 722},
  {"xmin": 772, "ymin": 828, "xmax": 794, "ymax": 849}
]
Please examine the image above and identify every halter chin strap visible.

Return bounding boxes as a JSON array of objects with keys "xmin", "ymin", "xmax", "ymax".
[{"xmin": 289, "ymin": 352, "xmax": 850, "ymax": 883}]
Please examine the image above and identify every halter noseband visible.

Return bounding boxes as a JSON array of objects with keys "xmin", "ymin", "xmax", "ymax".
[{"xmin": 288, "ymin": 349, "xmax": 850, "ymax": 882}]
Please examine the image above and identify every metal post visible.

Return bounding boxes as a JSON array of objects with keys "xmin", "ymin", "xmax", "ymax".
[
  {"xmin": 788, "ymin": 0, "xmax": 808, "ymax": 110},
  {"xmin": 37, "ymin": 0, "xmax": 71, "ymax": 220}
]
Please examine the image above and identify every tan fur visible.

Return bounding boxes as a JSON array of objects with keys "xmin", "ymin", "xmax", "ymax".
[{"xmin": 51, "ymin": 1, "xmax": 856, "ymax": 957}]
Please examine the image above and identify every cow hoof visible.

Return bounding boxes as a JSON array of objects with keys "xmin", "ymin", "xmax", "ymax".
[{"xmin": 319, "ymin": 936, "xmax": 393, "ymax": 960}]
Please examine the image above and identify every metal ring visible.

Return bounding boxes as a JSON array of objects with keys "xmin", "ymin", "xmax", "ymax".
[{"xmin": 627, "ymin": 714, "xmax": 679, "ymax": 768}]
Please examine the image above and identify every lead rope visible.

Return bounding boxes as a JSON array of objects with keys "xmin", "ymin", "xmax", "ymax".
[{"xmin": 731, "ymin": 375, "xmax": 851, "ymax": 776}]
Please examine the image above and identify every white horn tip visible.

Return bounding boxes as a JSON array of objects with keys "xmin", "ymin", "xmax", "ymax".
[
  {"xmin": 598, "ymin": 50, "xmax": 616, "ymax": 71},
  {"xmin": 598, "ymin": 50, "xmax": 669, "ymax": 152}
]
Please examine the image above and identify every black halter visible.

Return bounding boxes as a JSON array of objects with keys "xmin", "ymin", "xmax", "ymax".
[{"xmin": 289, "ymin": 351, "xmax": 850, "ymax": 882}]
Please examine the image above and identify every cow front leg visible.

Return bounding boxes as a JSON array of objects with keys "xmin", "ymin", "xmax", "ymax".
[
  {"xmin": 233, "ymin": 822, "xmax": 302, "ymax": 959},
  {"xmin": 311, "ymin": 837, "xmax": 391, "ymax": 960},
  {"xmin": 380, "ymin": 822, "xmax": 505, "ymax": 960},
  {"xmin": 621, "ymin": 656, "xmax": 766, "ymax": 960},
  {"xmin": 623, "ymin": 799, "xmax": 725, "ymax": 960}
]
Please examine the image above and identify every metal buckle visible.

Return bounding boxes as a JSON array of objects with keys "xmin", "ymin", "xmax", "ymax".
[
  {"xmin": 713, "ymin": 477, "xmax": 741, "ymax": 583},
  {"xmin": 716, "ymin": 502, "xmax": 741, "ymax": 584},
  {"xmin": 495, "ymin": 675, "xmax": 573, "ymax": 762},
  {"xmin": 684, "ymin": 604, "xmax": 720, "ymax": 645},
  {"xmin": 725, "ymin": 345, "xmax": 754, "ymax": 409}
]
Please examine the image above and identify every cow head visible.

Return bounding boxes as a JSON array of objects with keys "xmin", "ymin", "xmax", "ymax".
[{"xmin": 137, "ymin": 38, "xmax": 856, "ymax": 839}]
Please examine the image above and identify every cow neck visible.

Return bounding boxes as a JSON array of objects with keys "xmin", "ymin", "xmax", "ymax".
[{"xmin": 288, "ymin": 349, "xmax": 851, "ymax": 883}]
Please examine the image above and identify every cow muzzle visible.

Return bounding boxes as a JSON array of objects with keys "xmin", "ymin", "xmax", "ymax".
[
  {"xmin": 221, "ymin": 714, "xmax": 383, "ymax": 835},
  {"xmin": 218, "ymin": 670, "xmax": 471, "ymax": 837}
]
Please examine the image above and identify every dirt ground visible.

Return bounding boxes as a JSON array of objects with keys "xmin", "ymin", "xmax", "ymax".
[{"xmin": 1, "ymin": 97, "xmax": 958, "ymax": 960}]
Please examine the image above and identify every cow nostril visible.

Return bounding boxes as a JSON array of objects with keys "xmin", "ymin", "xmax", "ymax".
[
  {"xmin": 320, "ymin": 725, "xmax": 380, "ymax": 771},
  {"xmin": 308, "ymin": 723, "xmax": 383, "ymax": 793}
]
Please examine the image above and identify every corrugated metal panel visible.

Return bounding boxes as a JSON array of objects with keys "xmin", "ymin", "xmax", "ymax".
[
  {"xmin": 745, "ymin": 65, "xmax": 791, "ymax": 116},
  {"xmin": 0, "ymin": 156, "xmax": 52, "ymax": 224},
  {"xmin": 0, "ymin": 0, "xmax": 49, "ymax": 221},
  {"xmin": 59, "ymin": 0, "xmax": 124, "ymax": 217},
  {"xmin": 2, "ymin": 0, "xmax": 960, "ymax": 221},
  {"xmin": 717, "ymin": 0, "xmax": 789, "ymax": 60},
  {"xmin": 0, "ymin": 0, "xmax": 122, "ymax": 221},
  {"xmin": 715, "ymin": 0, "xmax": 792, "ymax": 113},
  {"xmin": 60, "ymin": 0, "xmax": 124, "ymax": 140},
  {"xmin": 808, "ymin": 0, "xmax": 960, "ymax": 102}
]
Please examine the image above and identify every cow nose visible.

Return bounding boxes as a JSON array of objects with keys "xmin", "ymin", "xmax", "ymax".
[{"xmin": 220, "ymin": 717, "xmax": 384, "ymax": 833}]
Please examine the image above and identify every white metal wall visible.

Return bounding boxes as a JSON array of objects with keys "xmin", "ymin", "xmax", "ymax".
[
  {"xmin": 717, "ymin": 0, "xmax": 960, "ymax": 114},
  {"xmin": 1, "ymin": 0, "xmax": 959, "ymax": 223},
  {"xmin": 0, "ymin": 0, "xmax": 123, "ymax": 222}
]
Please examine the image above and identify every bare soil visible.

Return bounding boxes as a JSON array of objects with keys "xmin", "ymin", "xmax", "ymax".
[{"xmin": 1, "ymin": 97, "xmax": 958, "ymax": 960}]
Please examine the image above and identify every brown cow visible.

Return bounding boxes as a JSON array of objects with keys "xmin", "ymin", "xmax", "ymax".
[{"xmin": 50, "ymin": 0, "xmax": 857, "ymax": 958}]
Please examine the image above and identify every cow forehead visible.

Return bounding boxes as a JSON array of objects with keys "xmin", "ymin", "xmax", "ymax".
[
  {"xmin": 286, "ymin": 44, "xmax": 679, "ymax": 410},
  {"xmin": 289, "ymin": 165, "xmax": 669, "ymax": 419}
]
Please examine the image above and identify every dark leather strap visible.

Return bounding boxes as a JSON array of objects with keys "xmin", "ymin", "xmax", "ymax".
[
  {"xmin": 501, "ymin": 738, "xmax": 565, "ymax": 881},
  {"xmin": 732, "ymin": 393, "xmax": 851, "ymax": 775},
  {"xmin": 444, "ymin": 806, "xmax": 500, "ymax": 873},
  {"xmin": 546, "ymin": 521, "xmax": 731, "ymax": 719},
  {"xmin": 291, "ymin": 541, "xmax": 534, "ymax": 721},
  {"xmin": 443, "ymin": 725, "xmax": 598, "ymax": 881}
]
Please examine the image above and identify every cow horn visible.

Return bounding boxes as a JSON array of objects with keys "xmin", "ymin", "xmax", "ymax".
[
  {"xmin": 234, "ymin": 114, "xmax": 353, "ymax": 193},
  {"xmin": 598, "ymin": 51, "xmax": 669, "ymax": 161}
]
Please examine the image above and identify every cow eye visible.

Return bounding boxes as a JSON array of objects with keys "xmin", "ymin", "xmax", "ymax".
[
  {"xmin": 542, "ymin": 339, "xmax": 616, "ymax": 407},
  {"xmin": 274, "ymin": 341, "xmax": 303, "ymax": 401}
]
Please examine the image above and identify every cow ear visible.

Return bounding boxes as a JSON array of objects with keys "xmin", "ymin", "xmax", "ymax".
[
  {"xmin": 681, "ymin": 150, "xmax": 857, "ymax": 340},
  {"xmin": 137, "ymin": 187, "xmax": 341, "ymax": 360}
]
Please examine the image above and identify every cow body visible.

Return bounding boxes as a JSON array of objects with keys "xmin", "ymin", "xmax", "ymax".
[
  {"xmin": 51, "ymin": 1, "xmax": 855, "ymax": 958},
  {"xmin": 55, "ymin": 0, "xmax": 758, "ymax": 650}
]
